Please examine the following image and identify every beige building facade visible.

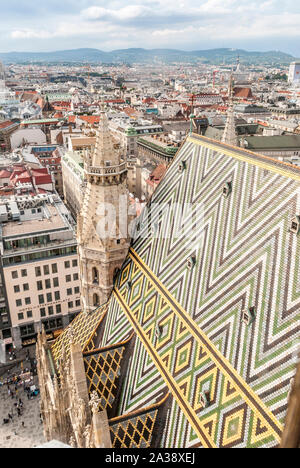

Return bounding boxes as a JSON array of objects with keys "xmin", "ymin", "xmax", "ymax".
[{"xmin": 0, "ymin": 195, "xmax": 80, "ymax": 347}]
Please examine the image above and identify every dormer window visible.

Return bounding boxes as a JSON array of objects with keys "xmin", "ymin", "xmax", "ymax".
[
  {"xmin": 178, "ymin": 161, "xmax": 187, "ymax": 173},
  {"xmin": 242, "ymin": 307, "xmax": 256, "ymax": 325},
  {"xmin": 199, "ymin": 392, "xmax": 210, "ymax": 409},
  {"xmin": 155, "ymin": 324, "xmax": 164, "ymax": 340},
  {"xmin": 222, "ymin": 182, "xmax": 232, "ymax": 198},
  {"xmin": 290, "ymin": 216, "xmax": 300, "ymax": 235},
  {"xmin": 127, "ymin": 281, "xmax": 132, "ymax": 291},
  {"xmin": 187, "ymin": 256, "xmax": 196, "ymax": 271}
]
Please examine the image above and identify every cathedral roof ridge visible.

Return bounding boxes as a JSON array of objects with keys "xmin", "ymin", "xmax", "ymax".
[
  {"xmin": 83, "ymin": 332, "xmax": 135, "ymax": 357},
  {"xmin": 108, "ymin": 391, "xmax": 170, "ymax": 426},
  {"xmin": 189, "ymin": 133, "xmax": 300, "ymax": 180}
]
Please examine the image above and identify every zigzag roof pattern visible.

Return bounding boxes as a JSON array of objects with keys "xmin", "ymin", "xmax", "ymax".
[{"xmin": 52, "ymin": 134, "xmax": 300, "ymax": 447}]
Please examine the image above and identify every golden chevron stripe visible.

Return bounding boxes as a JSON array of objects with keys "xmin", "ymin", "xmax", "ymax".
[
  {"xmin": 113, "ymin": 288, "xmax": 217, "ymax": 448},
  {"xmin": 128, "ymin": 248, "xmax": 283, "ymax": 441}
]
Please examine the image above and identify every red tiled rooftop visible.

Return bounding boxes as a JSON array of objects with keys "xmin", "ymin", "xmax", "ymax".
[{"xmin": 0, "ymin": 170, "xmax": 12, "ymax": 178}]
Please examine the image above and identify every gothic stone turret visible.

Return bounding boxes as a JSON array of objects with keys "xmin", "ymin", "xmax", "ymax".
[{"xmin": 78, "ymin": 103, "xmax": 132, "ymax": 311}]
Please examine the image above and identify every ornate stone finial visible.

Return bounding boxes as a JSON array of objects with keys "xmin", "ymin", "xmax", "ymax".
[
  {"xmin": 69, "ymin": 435, "xmax": 76, "ymax": 448},
  {"xmin": 89, "ymin": 391, "xmax": 101, "ymax": 414},
  {"xmin": 83, "ymin": 424, "xmax": 92, "ymax": 448},
  {"xmin": 68, "ymin": 325, "xmax": 76, "ymax": 345},
  {"xmin": 41, "ymin": 323, "xmax": 47, "ymax": 342},
  {"xmin": 53, "ymin": 374, "xmax": 59, "ymax": 393}
]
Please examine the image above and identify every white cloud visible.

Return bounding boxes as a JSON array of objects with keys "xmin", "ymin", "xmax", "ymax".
[{"xmin": 2, "ymin": 0, "xmax": 300, "ymax": 55}]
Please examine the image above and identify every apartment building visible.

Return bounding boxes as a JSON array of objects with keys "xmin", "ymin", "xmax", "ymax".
[{"xmin": 0, "ymin": 193, "xmax": 80, "ymax": 347}]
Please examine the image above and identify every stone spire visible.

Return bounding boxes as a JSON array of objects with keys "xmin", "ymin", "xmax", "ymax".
[
  {"xmin": 222, "ymin": 74, "xmax": 238, "ymax": 147},
  {"xmin": 91, "ymin": 97, "xmax": 120, "ymax": 168},
  {"xmin": 78, "ymin": 94, "xmax": 132, "ymax": 311}
]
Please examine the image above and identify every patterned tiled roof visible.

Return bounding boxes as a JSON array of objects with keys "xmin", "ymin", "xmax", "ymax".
[
  {"xmin": 83, "ymin": 334, "xmax": 134, "ymax": 413},
  {"xmin": 97, "ymin": 134, "xmax": 300, "ymax": 447},
  {"xmin": 51, "ymin": 303, "xmax": 107, "ymax": 366},
  {"xmin": 109, "ymin": 393, "xmax": 169, "ymax": 449}
]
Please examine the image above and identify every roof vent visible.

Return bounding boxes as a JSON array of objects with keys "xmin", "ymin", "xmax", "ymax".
[
  {"xmin": 199, "ymin": 392, "xmax": 210, "ymax": 409},
  {"xmin": 155, "ymin": 324, "xmax": 164, "ymax": 340},
  {"xmin": 290, "ymin": 216, "xmax": 300, "ymax": 235},
  {"xmin": 178, "ymin": 160, "xmax": 187, "ymax": 173},
  {"xmin": 222, "ymin": 182, "xmax": 232, "ymax": 198},
  {"xmin": 242, "ymin": 307, "xmax": 256, "ymax": 325},
  {"xmin": 187, "ymin": 255, "xmax": 196, "ymax": 271}
]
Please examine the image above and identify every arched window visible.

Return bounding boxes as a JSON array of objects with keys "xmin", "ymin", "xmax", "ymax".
[
  {"xmin": 92, "ymin": 267, "xmax": 99, "ymax": 285},
  {"xmin": 93, "ymin": 294, "xmax": 100, "ymax": 307}
]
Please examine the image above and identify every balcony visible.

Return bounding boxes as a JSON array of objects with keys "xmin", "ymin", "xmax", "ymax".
[{"xmin": 87, "ymin": 162, "xmax": 127, "ymax": 176}]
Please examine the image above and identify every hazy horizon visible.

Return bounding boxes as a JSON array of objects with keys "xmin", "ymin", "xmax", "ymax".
[
  {"xmin": 0, "ymin": 1, "xmax": 299, "ymax": 56},
  {"xmin": 0, "ymin": 46, "xmax": 296, "ymax": 56}
]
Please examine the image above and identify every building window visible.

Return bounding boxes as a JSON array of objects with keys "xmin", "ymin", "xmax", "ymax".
[
  {"xmin": 56, "ymin": 304, "xmax": 61, "ymax": 314},
  {"xmin": 16, "ymin": 299, "xmax": 22, "ymax": 307},
  {"xmin": 75, "ymin": 300, "xmax": 81, "ymax": 307},
  {"xmin": 65, "ymin": 261, "xmax": 70, "ymax": 269},
  {"xmin": 47, "ymin": 293, "xmax": 52, "ymax": 303},
  {"xmin": 45, "ymin": 279, "xmax": 51, "ymax": 289},
  {"xmin": 39, "ymin": 295, "xmax": 45, "ymax": 305},
  {"xmin": 73, "ymin": 274, "xmax": 79, "ymax": 281},
  {"xmin": 25, "ymin": 297, "xmax": 31, "ymax": 305},
  {"xmin": 20, "ymin": 324, "xmax": 35, "ymax": 337},
  {"xmin": 21, "ymin": 269, "xmax": 27, "ymax": 277},
  {"xmin": 40, "ymin": 308, "xmax": 46, "ymax": 318},
  {"xmin": 48, "ymin": 306, "xmax": 54, "ymax": 316},
  {"xmin": 35, "ymin": 267, "xmax": 42, "ymax": 277},
  {"xmin": 93, "ymin": 294, "xmax": 100, "ymax": 307},
  {"xmin": 52, "ymin": 264, "xmax": 58, "ymax": 274},
  {"xmin": 37, "ymin": 281, "xmax": 43, "ymax": 291},
  {"xmin": 53, "ymin": 278, "xmax": 59, "ymax": 287},
  {"xmin": 92, "ymin": 268, "xmax": 99, "ymax": 285},
  {"xmin": 72, "ymin": 260, "xmax": 78, "ymax": 267},
  {"xmin": 43, "ymin": 265, "xmax": 50, "ymax": 275},
  {"xmin": 66, "ymin": 275, "xmax": 71, "ymax": 283},
  {"xmin": 14, "ymin": 285, "xmax": 20, "ymax": 293},
  {"xmin": 12, "ymin": 271, "xmax": 18, "ymax": 279},
  {"xmin": 18, "ymin": 313, "xmax": 24, "ymax": 321},
  {"xmin": 68, "ymin": 302, "xmax": 74, "ymax": 309},
  {"xmin": 27, "ymin": 311, "xmax": 33, "ymax": 319},
  {"xmin": 67, "ymin": 288, "xmax": 72, "ymax": 296},
  {"xmin": 23, "ymin": 284, "xmax": 29, "ymax": 291},
  {"xmin": 75, "ymin": 287, "xmax": 80, "ymax": 294}
]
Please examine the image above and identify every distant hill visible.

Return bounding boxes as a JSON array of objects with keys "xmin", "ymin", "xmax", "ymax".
[{"xmin": 0, "ymin": 47, "xmax": 294, "ymax": 65}]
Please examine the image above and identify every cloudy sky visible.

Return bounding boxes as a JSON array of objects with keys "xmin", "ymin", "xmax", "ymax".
[{"xmin": 0, "ymin": 0, "xmax": 299, "ymax": 56}]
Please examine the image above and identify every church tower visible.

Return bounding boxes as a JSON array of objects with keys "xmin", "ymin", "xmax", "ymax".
[
  {"xmin": 222, "ymin": 74, "xmax": 238, "ymax": 147},
  {"xmin": 78, "ymin": 101, "xmax": 132, "ymax": 312}
]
